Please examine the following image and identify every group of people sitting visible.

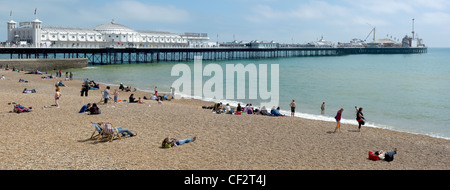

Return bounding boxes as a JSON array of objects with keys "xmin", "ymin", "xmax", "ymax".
[
  {"xmin": 205, "ymin": 102, "xmax": 285, "ymax": 117},
  {"xmin": 79, "ymin": 103, "xmax": 101, "ymax": 115},
  {"xmin": 119, "ymin": 83, "xmax": 135, "ymax": 92},
  {"xmin": 128, "ymin": 93, "xmax": 144, "ymax": 104}
]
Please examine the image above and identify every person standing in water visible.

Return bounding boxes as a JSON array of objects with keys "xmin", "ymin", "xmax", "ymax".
[
  {"xmin": 290, "ymin": 100, "xmax": 296, "ymax": 117},
  {"xmin": 334, "ymin": 108, "xmax": 343, "ymax": 133},
  {"xmin": 355, "ymin": 106, "xmax": 365, "ymax": 132}
]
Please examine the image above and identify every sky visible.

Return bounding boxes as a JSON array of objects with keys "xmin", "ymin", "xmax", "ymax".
[{"xmin": 1, "ymin": 0, "xmax": 449, "ymax": 47}]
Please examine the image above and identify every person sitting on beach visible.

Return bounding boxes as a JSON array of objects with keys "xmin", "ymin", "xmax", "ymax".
[
  {"xmin": 22, "ymin": 88, "xmax": 36, "ymax": 93},
  {"xmin": 56, "ymin": 80, "xmax": 66, "ymax": 87},
  {"xmin": 236, "ymin": 103, "xmax": 242, "ymax": 113},
  {"xmin": 213, "ymin": 102, "xmax": 222, "ymax": 114},
  {"xmin": 18, "ymin": 78, "xmax": 28, "ymax": 83},
  {"xmin": 98, "ymin": 122, "xmax": 137, "ymax": 137},
  {"xmin": 89, "ymin": 103, "xmax": 101, "ymax": 115},
  {"xmin": 10, "ymin": 103, "xmax": 32, "ymax": 113},
  {"xmin": 225, "ymin": 103, "xmax": 233, "ymax": 114},
  {"xmin": 124, "ymin": 86, "xmax": 131, "ymax": 92},
  {"xmin": 161, "ymin": 136, "xmax": 196, "ymax": 148},
  {"xmin": 247, "ymin": 104, "xmax": 254, "ymax": 114},
  {"xmin": 129, "ymin": 94, "xmax": 138, "ymax": 103},
  {"xmin": 258, "ymin": 106, "xmax": 269, "ymax": 115},
  {"xmin": 79, "ymin": 103, "xmax": 91, "ymax": 113},
  {"xmin": 369, "ymin": 148, "xmax": 397, "ymax": 162},
  {"xmin": 41, "ymin": 74, "xmax": 54, "ymax": 79}
]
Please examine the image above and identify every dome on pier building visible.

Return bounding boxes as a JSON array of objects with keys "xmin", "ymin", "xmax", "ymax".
[{"xmin": 94, "ymin": 20, "xmax": 136, "ymax": 34}]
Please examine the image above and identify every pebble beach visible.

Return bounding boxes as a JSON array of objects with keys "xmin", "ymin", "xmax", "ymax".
[{"xmin": 0, "ymin": 69, "xmax": 449, "ymax": 170}]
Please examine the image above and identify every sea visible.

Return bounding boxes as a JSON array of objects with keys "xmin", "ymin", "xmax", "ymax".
[{"xmin": 11, "ymin": 48, "xmax": 450, "ymax": 139}]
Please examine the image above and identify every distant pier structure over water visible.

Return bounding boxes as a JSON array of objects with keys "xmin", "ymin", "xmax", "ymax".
[
  {"xmin": 0, "ymin": 46, "xmax": 427, "ymax": 64},
  {"xmin": 1, "ymin": 18, "xmax": 427, "ymax": 64}
]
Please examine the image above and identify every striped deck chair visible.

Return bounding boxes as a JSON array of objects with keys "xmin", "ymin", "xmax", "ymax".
[{"xmin": 90, "ymin": 122, "xmax": 103, "ymax": 140}]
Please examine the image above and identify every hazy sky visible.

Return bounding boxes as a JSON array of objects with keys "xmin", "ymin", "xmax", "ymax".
[{"xmin": 1, "ymin": 0, "xmax": 449, "ymax": 47}]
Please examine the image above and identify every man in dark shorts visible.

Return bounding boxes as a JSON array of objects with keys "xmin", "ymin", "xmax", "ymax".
[
  {"xmin": 290, "ymin": 100, "xmax": 296, "ymax": 117},
  {"xmin": 355, "ymin": 106, "xmax": 365, "ymax": 131}
]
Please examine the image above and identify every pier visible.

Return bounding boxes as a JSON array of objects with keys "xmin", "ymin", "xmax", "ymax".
[{"xmin": 0, "ymin": 47, "xmax": 427, "ymax": 65}]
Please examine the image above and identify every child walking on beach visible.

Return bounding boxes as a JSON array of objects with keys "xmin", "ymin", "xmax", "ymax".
[
  {"xmin": 113, "ymin": 89, "xmax": 119, "ymax": 103},
  {"xmin": 334, "ymin": 108, "xmax": 343, "ymax": 133},
  {"xmin": 55, "ymin": 89, "xmax": 61, "ymax": 108}
]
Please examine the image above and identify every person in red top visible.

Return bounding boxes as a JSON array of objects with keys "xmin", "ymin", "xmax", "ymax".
[{"xmin": 334, "ymin": 108, "xmax": 344, "ymax": 133}]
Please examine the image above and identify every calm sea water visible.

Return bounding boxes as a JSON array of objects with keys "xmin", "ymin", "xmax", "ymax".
[{"xmin": 25, "ymin": 48, "xmax": 450, "ymax": 139}]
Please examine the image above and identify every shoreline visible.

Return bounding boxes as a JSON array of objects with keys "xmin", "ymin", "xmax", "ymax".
[
  {"xmin": 0, "ymin": 69, "xmax": 449, "ymax": 170},
  {"xmin": 153, "ymin": 91, "xmax": 450, "ymax": 141}
]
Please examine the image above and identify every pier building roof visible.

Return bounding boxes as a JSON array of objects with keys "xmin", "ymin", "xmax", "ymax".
[{"xmin": 94, "ymin": 20, "xmax": 136, "ymax": 34}]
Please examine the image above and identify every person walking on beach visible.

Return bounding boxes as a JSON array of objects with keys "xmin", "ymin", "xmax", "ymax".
[
  {"xmin": 321, "ymin": 102, "xmax": 325, "ymax": 115},
  {"xmin": 355, "ymin": 106, "xmax": 365, "ymax": 132},
  {"xmin": 290, "ymin": 100, "xmax": 296, "ymax": 117},
  {"xmin": 334, "ymin": 108, "xmax": 343, "ymax": 133}
]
